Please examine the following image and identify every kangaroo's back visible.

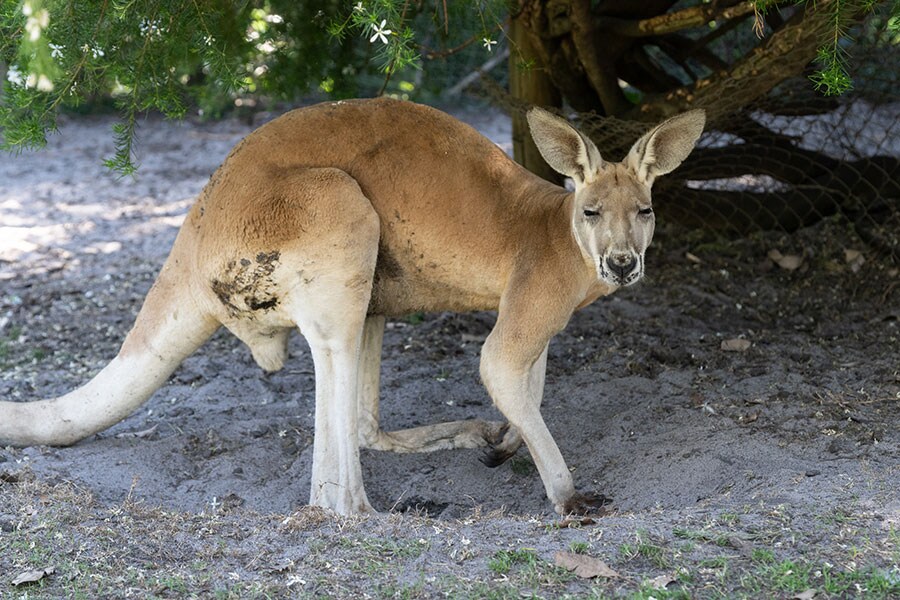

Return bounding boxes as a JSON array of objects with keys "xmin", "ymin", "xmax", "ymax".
[{"xmin": 196, "ymin": 98, "xmax": 567, "ymax": 315}]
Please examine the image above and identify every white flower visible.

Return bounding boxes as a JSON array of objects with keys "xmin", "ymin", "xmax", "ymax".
[
  {"xmin": 25, "ymin": 9, "xmax": 50, "ymax": 41},
  {"xmin": 49, "ymin": 43, "xmax": 64, "ymax": 59},
  {"xmin": 36, "ymin": 74, "xmax": 54, "ymax": 91},
  {"xmin": 6, "ymin": 64, "xmax": 24, "ymax": 86},
  {"xmin": 81, "ymin": 43, "xmax": 104, "ymax": 58},
  {"xmin": 353, "ymin": 2, "xmax": 364, "ymax": 12},
  {"xmin": 369, "ymin": 19, "xmax": 391, "ymax": 45},
  {"xmin": 139, "ymin": 18, "xmax": 162, "ymax": 37},
  {"xmin": 483, "ymin": 37, "xmax": 497, "ymax": 51}
]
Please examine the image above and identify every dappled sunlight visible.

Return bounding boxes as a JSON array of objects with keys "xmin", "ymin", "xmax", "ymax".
[
  {"xmin": 0, "ymin": 223, "xmax": 83, "ymax": 263},
  {"xmin": 0, "ymin": 186, "xmax": 192, "ymax": 278},
  {"xmin": 0, "ymin": 114, "xmax": 230, "ymax": 280}
]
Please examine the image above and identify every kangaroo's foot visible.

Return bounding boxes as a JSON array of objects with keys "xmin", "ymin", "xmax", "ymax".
[{"xmin": 479, "ymin": 423, "xmax": 524, "ymax": 468}]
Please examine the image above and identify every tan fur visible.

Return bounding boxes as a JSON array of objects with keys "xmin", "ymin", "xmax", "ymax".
[{"xmin": 0, "ymin": 98, "xmax": 704, "ymax": 515}]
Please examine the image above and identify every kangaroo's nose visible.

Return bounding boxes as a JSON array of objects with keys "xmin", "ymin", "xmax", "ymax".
[{"xmin": 606, "ymin": 254, "xmax": 637, "ymax": 279}]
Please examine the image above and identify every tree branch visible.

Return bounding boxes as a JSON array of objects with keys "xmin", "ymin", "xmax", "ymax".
[
  {"xmin": 598, "ymin": 1, "xmax": 755, "ymax": 37},
  {"xmin": 625, "ymin": 0, "xmax": 838, "ymax": 123}
]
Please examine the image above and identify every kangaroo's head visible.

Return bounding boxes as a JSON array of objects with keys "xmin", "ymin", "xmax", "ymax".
[{"xmin": 527, "ymin": 108, "xmax": 705, "ymax": 288}]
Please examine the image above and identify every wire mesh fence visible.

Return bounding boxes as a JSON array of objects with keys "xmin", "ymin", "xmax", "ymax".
[{"xmin": 602, "ymin": 17, "xmax": 898, "ymax": 258}]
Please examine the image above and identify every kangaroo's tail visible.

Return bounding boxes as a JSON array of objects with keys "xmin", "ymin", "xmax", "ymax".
[{"xmin": 0, "ymin": 252, "xmax": 219, "ymax": 447}]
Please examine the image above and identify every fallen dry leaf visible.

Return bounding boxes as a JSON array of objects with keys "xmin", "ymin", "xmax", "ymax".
[
  {"xmin": 267, "ymin": 559, "xmax": 294, "ymax": 573},
  {"xmin": 12, "ymin": 566, "xmax": 55, "ymax": 586},
  {"xmin": 648, "ymin": 574, "xmax": 677, "ymax": 590},
  {"xmin": 767, "ymin": 249, "xmax": 803, "ymax": 271},
  {"xmin": 792, "ymin": 589, "xmax": 817, "ymax": 600},
  {"xmin": 844, "ymin": 248, "xmax": 865, "ymax": 273},
  {"xmin": 721, "ymin": 338, "xmax": 751, "ymax": 352},
  {"xmin": 739, "ymin": 410, "xmax": 760, "ymax": 424},
  {"xmin": 557, "ymin": 516, "xmax": 596, "ymax": 528},
  {"xmin": 685, "ymin": 252, "xmax": 702, "ymax": 264},
  {"xmin": 554, "ymin": 551, "xmax": 619, "ymax": 579}
]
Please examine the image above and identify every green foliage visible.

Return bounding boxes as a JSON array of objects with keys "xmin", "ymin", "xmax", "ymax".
[
  {"xmin": 328, "ymin": 1, "xmax": 419, "ymax": 75},
  {"xmin": 1, "ymin": 0, "xmax": 891, "ymax": 174},
  {"xmin": 0, "ymin": 0, "xmax": 506, "ymax": 172},
  {"xmin": 809, "ymin": 0, "xmax": 855, "ymax": 95},
  {"xmin": 1, "ymin": 0, "xmax": 253, "ymax": 171},
  {"xmin": 754, "ymin": 0, "xmax": 895, "ymax": 96}
]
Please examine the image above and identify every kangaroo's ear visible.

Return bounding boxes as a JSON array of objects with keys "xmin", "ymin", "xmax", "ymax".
[
  {"xmin": 626, "ymin": 109, "xmax": 705, "ymax": 186},
  {"xmin": 527, "ymin": 107, "xmax": 603, "ymax": 185}
]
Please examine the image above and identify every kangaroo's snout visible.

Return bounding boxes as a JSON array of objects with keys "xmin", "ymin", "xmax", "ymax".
[{"xmin": 606, "ymin": 253, "xmax": 638, "ymax": 281}]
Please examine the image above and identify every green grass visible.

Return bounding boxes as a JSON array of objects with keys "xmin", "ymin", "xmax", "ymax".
[
  {"xmin": 486, "ymin": 548, "xmax": 574, "ymax": 589},
  {"xmin": 404, "ymin": 312, "xmax": 425, "ymax": 325},
  {"xmin": 569, "ymin": 541, "xmax": 590, "ymax": 554},
  {"xmin": 488, "ymin": 548, "xmax": 539, "ymax": 575},
  {"xmin": 4, "ymin": 479, "xmax": 899, "ymax": 600},
  {"xmin": 0, "ymin": 324, "xmax": 23, "ymax": 366},
  {"xmin": 672, "ymin": 527, "xmax": 730, "ymax": 547},
  {"xmin": 508, "ymin": 455, "xmax": 535, "ymax": 477},
  {"xmin": 751, "ymin": 548, "xmax": 776, "ymax": 564},
  {"xmin": 337, "ymin": 535, "xmax": 429, "ymax": 576},
  {"xmin": 718, "ymin": 511, "xmax": 741, "ymax": 525},
  {"xmin": 734, "ymin": 559, "xmax": 900, "ymax": 599},
  {"xmin": 619, "ymin": 533, "xmax": 671, "ymax": 569}
]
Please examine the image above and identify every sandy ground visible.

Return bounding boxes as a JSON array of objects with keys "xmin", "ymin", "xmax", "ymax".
[{"xmin": 0, "ymin": 104, "xmax": 898, "ymax": 598}]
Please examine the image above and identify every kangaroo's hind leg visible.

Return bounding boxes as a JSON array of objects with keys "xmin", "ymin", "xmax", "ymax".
[
  {"xmin": 277, "ymin": 168, "xmax": 381, "ymax": 515},
  {"xmin": 356, "ymin": 315, "xmax": 508, "ymax": 454}
]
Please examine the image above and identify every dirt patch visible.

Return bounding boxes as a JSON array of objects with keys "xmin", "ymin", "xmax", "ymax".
[{"xmin": 1, "ymin": 105, "xmax": 898, "ymax": 597}]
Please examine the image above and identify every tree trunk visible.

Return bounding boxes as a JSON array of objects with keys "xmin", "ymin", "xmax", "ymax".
[{"xmin": 509, "ymin": 10, "xmax": 563, "ymax": 184}]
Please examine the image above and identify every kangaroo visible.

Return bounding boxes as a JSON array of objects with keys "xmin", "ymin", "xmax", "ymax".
[{"xmin": 0, "ymin": 98, "xmax": 704, "ymax": 515}]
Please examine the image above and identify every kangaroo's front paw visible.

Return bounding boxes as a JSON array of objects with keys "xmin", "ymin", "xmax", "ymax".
[
  {"xmin": 479, "ymin": 423, "xmax": 523, "ymax": 468},
  {"xmin": 560, "ymin": 492, "xmax": 612, "ymax": 516}
]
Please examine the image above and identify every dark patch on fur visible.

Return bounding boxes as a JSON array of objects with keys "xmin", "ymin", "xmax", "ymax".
[
  {"xmin": 369, "ymin": 242, "xmax": 403, "ymax": 315},
  {"xmin": 246, "ymin": 296, "xmax": 279, "ymax": 311},
  {"xmin": 374, "ymin": 241, "xmax": 402, "ymax": 281},
  {"xmin": 256, "ymin": 251, "xmax": 279, "ymax": 266},
  {"xmin": 211, "ymin": 279, "xmax": 241, "ymax": 314},
  {"xmin": 211, "ymin": 251, "xmax": 281, "ymax": 317}
]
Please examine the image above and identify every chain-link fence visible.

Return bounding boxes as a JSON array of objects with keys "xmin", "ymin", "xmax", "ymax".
[{"xmin": 598, "ymin": 16, "xmax": 898, "ymax": 258}]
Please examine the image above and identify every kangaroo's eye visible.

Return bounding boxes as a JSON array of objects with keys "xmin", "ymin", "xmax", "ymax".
[
  {"xmin": 638, "ymin": 207, "xmax": 653, "ymax": 216},
  {"xmin": 583, "ymin": 209, "xmax": 600, "ymax": 218}
]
